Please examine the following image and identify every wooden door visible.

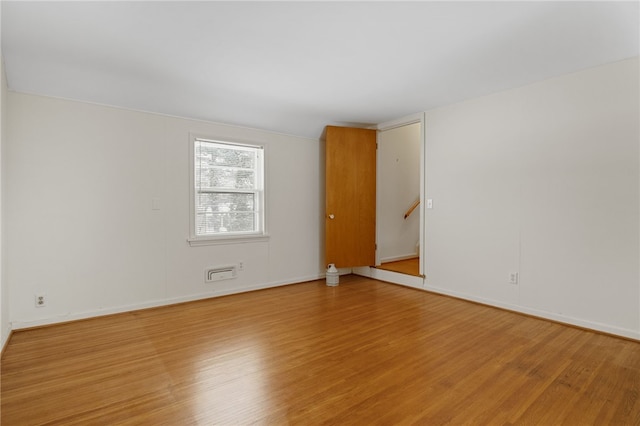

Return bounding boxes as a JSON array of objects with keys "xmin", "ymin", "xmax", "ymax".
[{"xmin": 325, "ymin": 126, "xmax": 377, "ymax": 268}]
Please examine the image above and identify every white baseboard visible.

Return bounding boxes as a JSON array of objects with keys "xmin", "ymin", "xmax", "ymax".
[
  {"xmin": 353, "ymin": 266, "xmax": 639, "ymax": 341},
  {"xmin": 379, "ymin": 253, "xmax": 419, "ymax": 263},
  {"xmin": 10, "ymin": 273, "xmax": 325, "ymax": 331},
  {"xmin": 1, "ymin": 324, "xmax": 13, "ymax": 355},
  {"xmin": 422, "ymin": 283, "xmax": 640, "ymax": 341},
  {"xmin": 10, "ymin": 272, "xmax": 638, "ymax": 342},
  {"xmin": 353, "ymin": 266, "xmax": 424, "ymax": 289}
]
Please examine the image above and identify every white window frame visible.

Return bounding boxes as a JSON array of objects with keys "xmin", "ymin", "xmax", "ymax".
[{"xmin": 188, "ymin": 133, "xmax": 269, "ymax": 246}]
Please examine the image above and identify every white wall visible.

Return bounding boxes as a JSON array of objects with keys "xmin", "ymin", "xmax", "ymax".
[
  {"xmin": 5, "ymin": 58, "xmax": 638, "ymax": 341},
  {"xmin": 6, "ymin": 93, "xmax": 323, "ymax": 328},
  {"xmin": 424, "ymin": 57, "xmax": 640, "ymax": 339},
  {"xmin": 378, "ymin": 123, "xmax": 421, "ymax": 262},
  {"xmin": 1, "ymin": 15, "xmax": 11, "ymax": 349}
]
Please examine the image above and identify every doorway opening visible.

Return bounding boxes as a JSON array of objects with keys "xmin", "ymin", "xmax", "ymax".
[{"xmin": 374, "ymin": 114, "xmax": 425, "ymax": 281}]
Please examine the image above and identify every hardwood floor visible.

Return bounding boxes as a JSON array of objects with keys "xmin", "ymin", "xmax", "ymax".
[
  {"xmin": 377, "ymin": 257, "xmax": 420, "ymax": 276},
  {"xmin": 2, "ymin": 275, "xmax": 639, "ymax": 425}
]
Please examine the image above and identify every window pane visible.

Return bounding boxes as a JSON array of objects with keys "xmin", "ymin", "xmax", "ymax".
[
  {"xmin": 195, "ymin": 142, "xmax": 256, "ymax": 169},
  {"xmin": 192, "ymin": 137, "xmax": 264, "ymax": 239},
  {"xmin": 195, "ymin": 192, "xmax": 257, "ymax": 235},
  {"xmin": 196, "ymin": 192, "xmax": 255, "ymax": 213},
  {"xmin": 200, "ymin": 168, "xmax": 256, "ymax": 190},
  {"xmin": 196, "ymin": 212, "xmax": 257, "ymax": 235}
]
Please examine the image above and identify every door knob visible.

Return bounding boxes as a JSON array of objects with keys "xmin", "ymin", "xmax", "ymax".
[{"xmin": 328, "ymin": 214, "xmax": 335, "ymax": 219}]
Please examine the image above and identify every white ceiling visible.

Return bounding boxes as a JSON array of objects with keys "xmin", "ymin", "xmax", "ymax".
[{"xmin": 2, "ymin": 1, "xmax": 639, "ymax": 139}]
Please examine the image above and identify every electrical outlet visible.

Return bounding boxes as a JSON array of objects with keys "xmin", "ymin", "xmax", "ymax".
[
  {"xmin": 509, "ymin": 272, "xmax": 519, "ymax": 285},
  {"xmin": 238, "ymin": 261, "xmax": 244, "ymax": 271},
  {"xmin": 35, "ymin": 293, "xmax": 46, "ymax": 307}
]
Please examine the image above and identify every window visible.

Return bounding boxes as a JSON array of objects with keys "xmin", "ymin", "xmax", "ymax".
[{"xmin": 189, "ymin": 135, "xmax": 266, "ymax": 245}]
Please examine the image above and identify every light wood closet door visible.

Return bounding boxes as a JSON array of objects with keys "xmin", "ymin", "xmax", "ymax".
[{"xmin": 325, "ymin": 126, "xmax": 376, "ymax": 268}]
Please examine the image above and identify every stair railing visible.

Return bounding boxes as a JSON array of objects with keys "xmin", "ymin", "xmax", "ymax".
[{"xmin": 404, "ymin": 199, "xmax": 420, "ymax": 220}]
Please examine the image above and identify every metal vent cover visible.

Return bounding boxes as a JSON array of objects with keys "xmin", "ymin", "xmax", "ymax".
[{"xmin": 205, "ymin": 265, "xmax": 237, "ymax": 283}]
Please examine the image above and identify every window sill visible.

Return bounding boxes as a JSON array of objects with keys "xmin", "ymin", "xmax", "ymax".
[{"xmin": 187, "ymin": 234, "xmax": 270, "ymax": 247}]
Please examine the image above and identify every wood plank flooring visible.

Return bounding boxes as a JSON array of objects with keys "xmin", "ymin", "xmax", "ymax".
[
  {"xmin": 377, "ymin": 257, "xmax": 420, "ymax": 276},
  {"xmin": 2, "ymin": 275, "xmax": 639, "ymax": 425}
]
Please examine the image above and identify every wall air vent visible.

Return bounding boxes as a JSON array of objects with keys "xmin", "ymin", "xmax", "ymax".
[{"xmin": 205, "ymin": 265, "xmax": 237, "ymax": 283}]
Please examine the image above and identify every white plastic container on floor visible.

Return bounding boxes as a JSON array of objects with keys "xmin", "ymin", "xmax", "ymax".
[{"xmin": 326, "ymin": 264, "xmax": 339, "ymax": 286}]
